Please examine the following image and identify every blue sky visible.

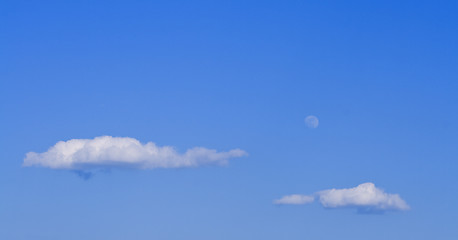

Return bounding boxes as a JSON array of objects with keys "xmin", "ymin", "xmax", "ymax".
[{"xmin": 1, "ymin": 0, "xmax": 458, "ymax": 239}]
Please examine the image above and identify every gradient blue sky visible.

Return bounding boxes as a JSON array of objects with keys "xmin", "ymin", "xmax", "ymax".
[{"xmin": 1, "ymin": 0, "xmax": 458, "ymax": 239}]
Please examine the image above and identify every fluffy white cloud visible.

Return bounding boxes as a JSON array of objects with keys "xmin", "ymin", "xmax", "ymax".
[
  {"xmin": 274, "ymin": 194, "xmax": 314, "ymax": 205},
  {"xmin": 274, "ymin": 182, "xmax": 409, "ymax": 212},
  {"xmin": 23, "ymin": 136, "xmax": 247, "ymax": 170},
  {"xmin": 317, "ymin": 182, "xmax": 410, "ymax": 211}
]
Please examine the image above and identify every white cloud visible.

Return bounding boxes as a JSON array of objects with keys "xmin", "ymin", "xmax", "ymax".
[
  {"xmin": 23, "ymin": 136, "xmax": 247, "ymax": 171},
  {"xmin": 317, "ymin": 182, "xmax": 409, "ymax": 211},
  {"xmin": 274, "ymin": 182, "xmax": 409, "ymax": 212},
  {"xmin": 274, "ymin": 194, "xmax": 314, "ymax": 205}
]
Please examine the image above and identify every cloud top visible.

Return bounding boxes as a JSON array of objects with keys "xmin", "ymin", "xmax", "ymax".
[
  {"xmin": 24, "ymin": 136, "xmax": 247, "ymax": 170},
  {"xmin": 274, "ymin": 182, "xmax": 409, "ymax": 212}
]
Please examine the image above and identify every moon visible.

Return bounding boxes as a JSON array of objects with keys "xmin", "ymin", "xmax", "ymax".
[{"xmin": 305, "ymin": 115, "xmax": 319, "ymax": 128}]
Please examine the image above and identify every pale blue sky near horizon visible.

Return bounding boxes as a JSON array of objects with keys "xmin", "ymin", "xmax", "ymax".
[{"xmin": 1, "ymin": 0, "xmax": 458, "ymax": 239}]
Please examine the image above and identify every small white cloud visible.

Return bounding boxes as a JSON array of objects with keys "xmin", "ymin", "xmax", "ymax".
[
  {"xmin": 23, "ymin": 136, "xmax": 247, "ymax": 171},
  {"xmin": 274, "ymin": 182, "xmax": 409, "ymax": 212},
  {"xmin": 274, "ymin": 194, "xmax": 315, "ymax": 205},
  {"xmin": 318, "ymin": 182, "xmax": 410, "ymax": 211}
]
